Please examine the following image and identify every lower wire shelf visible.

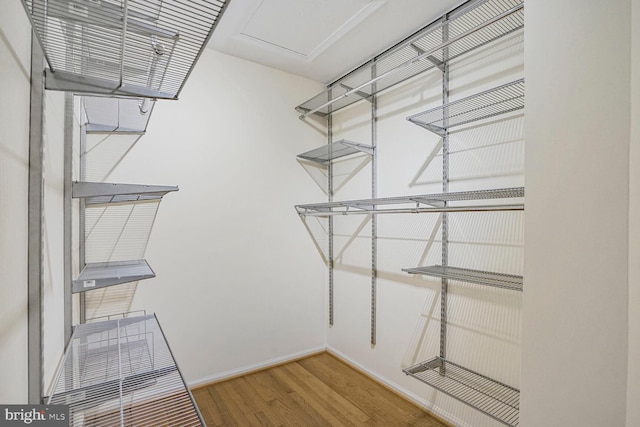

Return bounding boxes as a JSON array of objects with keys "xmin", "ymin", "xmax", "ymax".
[
  {"xmin": 404, "ymin": 357, "xmax": 519, "ymax": 426},
  {"xmin": 47, "ymin": 314, "xmax": 204, "ymax": 427}
]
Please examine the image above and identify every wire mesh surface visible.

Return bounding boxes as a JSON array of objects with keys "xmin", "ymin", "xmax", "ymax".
[
  {"xmin": 22, "ymin": 0, "xmax": 229, "ymax": 99},
  {"xmin": 404, "ymin": 357, "xmax": 519, "ymax": 426},
  {"xmin": 407, "ymin": 79, "xmax": 524, "ymax": 135},
  {"xmin": 48, "ymin": 314, "xmax": 203, "ymax": 426},
  {"xmin": 296, "ymin": 187, "xmax": 524, "ymax": 216},
  {"xmin": 403, "ymin": 265, "xmax": 522, "ymax": 291},
  {"xmin": 297, "ymin": 140, "xmax": 374, "ymax": 164},
  {"xmin": 73, "ymin": 259, "xmax": 156, "ymax": 293},
  {"xmin": 296, "ymin": 0, "xmax": 523, "ymax": 117}
]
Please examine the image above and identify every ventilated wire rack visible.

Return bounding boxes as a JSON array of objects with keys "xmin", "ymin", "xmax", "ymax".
[
  {"xmin": 47, "ymin": 314, "xmax": 203, "ymax": 426},
  {"xmin": 83, "ymin": 96, "xmax": 156, "ymax": 134},
  {"xmin": 403, "ymin": 265, "xmax": 523, "ymax": 291},
  {"xmin": 296, "ymin": 0, "xmax": 523, "ymax": 118},
  {"xmin": 296, "ymin": 187, "xmax": 524, "ymax": 216},
  {"xmin": 297, "ymin": 139, "xmax": 374, "ymax": 164},
  {"xmin": 404, "ymin": 357, "xmax": 519, "ymax": 426},
  {"xmin": 406, "ymin": 79, "xmax": 525, "ymax": 135},
  {"xmin": 21, "ymin": 0, "xmax": 229, "ymax": 99}
]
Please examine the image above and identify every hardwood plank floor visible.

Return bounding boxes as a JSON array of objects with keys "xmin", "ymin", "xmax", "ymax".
[{"xmin": 192, "ymin": 352, "xmax": 451, "ymax": 427}]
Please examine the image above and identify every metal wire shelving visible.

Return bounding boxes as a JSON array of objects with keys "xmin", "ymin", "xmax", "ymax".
[
  {"xmin": 296, "ymin": 187, "xmax": 524, "ymax": 216},
  {"xmin": 47, "ymin": 313, "xmax": 204, "ymax": 426},
  {"xmin": 404, "ymin": 357, "xmax": 519, "ymax": 426},
  {"xmin": 73, "ymin": 260, "xmax": 156, "ymax": 293},
  {"xmin": 296, "ymin": 0, "xmax": 523, "ymax": 119},
  {"xmin": 72, "ymin": 182, "xmax": 178, "ymax": 205},
  {"xmin": 406, "ymin": 79, "xmax": 525, "ymax": 135},
  {"xmin": 403, "ymin": 265, "xmax": 523, "ymax": 291},
  {"xmin": 297, "ymin": 139, "xmax": 374, "ymax": 164},
  {"xmin": 21, "ymin": 0, "xmax": 230, "ymax": 99},
  {"xmin": 83, "ymin": 96, "xmax": 156, "ymax": 134}
]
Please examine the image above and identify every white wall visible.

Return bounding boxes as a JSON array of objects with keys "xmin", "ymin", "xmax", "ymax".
[
  {"xmin": 0, "ymin": 2, "xmax": 31, "ymax": 404},
  {"xmin": 522, "ymin": 1, "xmax": 631, "ymax": 426},
  {"xmin": 104, "ymin": 49, "xmax": 327, "ymax": 385},
  {"xmin": 627, "ymin": 0, "xmax": 640, "ymax": 425}
]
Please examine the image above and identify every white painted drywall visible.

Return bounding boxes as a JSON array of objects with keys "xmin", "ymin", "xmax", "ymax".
[
  {"xmin": 522, "ymin": 1, "xmax": 631, "ymax": 426},
  {"xmin": 103, "ymin": 49, "xmax": 328, "ymax": 385},
  {"xmin": 627, "ymin": 0, "xmax": 640, "ymax": 425},
  {"xmin": 0, "ymin": 2, "xmax": 32, "ymax": 404}
]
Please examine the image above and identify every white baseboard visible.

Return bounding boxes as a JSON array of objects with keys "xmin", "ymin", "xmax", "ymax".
[
  {"xmin": 326, "ymin": 345, "xmax": 471, "ymax": 427},
  {"xmin": 187, "ymin": 345, "xmax": 326, "ymax": 388}
]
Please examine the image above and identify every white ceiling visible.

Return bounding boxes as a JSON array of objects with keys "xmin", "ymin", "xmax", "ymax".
[{"xmin": 209, "ymin": 0, "xmax": 462, "ymax": 83}]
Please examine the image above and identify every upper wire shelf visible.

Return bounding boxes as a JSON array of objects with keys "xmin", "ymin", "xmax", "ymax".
[
  {"xmin": 73, "ymin": 182, "xmax": 178, "ymax": 205},
  {"xmin": 21, "ymin": 0, "xmax": 230, "ymax": 99},
  {"xmin": 47, "ymin": 314, "xmax": 204, "ymax": 426},
  {"xmin": 297, "ymin": 139, "xmax": 374, "ymax": 164},
  {"xmin": 407, "ymin": 79, "xmax": 524, "ymax": 135},
  {"xmin": 296, "ymin": 187, "xmax": 524, "ymax": 216},
  {"xmin": 296, "ymin": 0, "xmax": 524, "ymax": 118},
  {"xmin": 404, "ymin": 357, "xmax": 519, "ymax": 426},
  {"xmin": 403, "ymin": 265, "xmax": 522, "ymax": 291}
]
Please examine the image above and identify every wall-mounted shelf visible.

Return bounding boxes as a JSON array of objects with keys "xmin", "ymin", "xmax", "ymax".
[
  {"xmin": 73, "ymin": 259, "xmax": 155, "ymax": 293},
  {"xmin": 296, "ymin": 0, "xmax": 523, "ymax": 118},
  {"xmin": 21, "ymin": 0, "xmax": 230, "ymax": 99},
  {"xmin": 298, "ymin": 139, "xmax": 374, "ymax": 164},
  {"xmin": 47, "ymin": 314, "xmax": 204, "ymax": 426},
  {"xmin": 404, "ymin": 357, "xmax": 519, "ymax": 426},
  {"xmin": 403, "ymin": 265, "xmax": 522, "ymax": 291},
  {"xmin": 407, "ymin": 79, "xmax": 525, "ymax": 135},
  {"xmin": 83, "ymin": 96, "xmax": 156, "ymax": 134},
  {"xmin": 296, "ymin": 187, "xmax": 524, "ymax": 216},
  {"xmin": 73, "ymin": 182, "xmax": 178, "ymax": 205}
]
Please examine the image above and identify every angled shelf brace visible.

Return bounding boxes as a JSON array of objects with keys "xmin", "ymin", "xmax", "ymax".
[
  {"xmin": 404, "ymin": 357, "xmax": 519, "ymax": 426},
  {"xmin": 403, "ymin": 265, "xmax": 523, "ymax": 292},
  {"xmin": 296, "ymin": 187, "xmax": 524, "ymax": 216},
  {"xmin": 297, "ymin": 139, "xmax": 374, "ymax": 164},
  {"xmin": 73, "ymin": 259, "xmax": 155, "ymax": 293},
  {"xmin": 72, "ymin": 181, "xmax": 178, "ymax": 205},
  {"xmin": 47, "ymin": 314, "xmax": 204, "ymax": 426},
  {"xmin": 21, "ymin": 0, "xmax": 230, "ymax": 99},
  {"xmin": 83, "ymin": 96, "xmax": 156, "ymax": 134},
  {"xmin": 407, "ymin": 79, "xmax": 525, "ymax": 135},
  {"xmin": 296, "ymin": 0, "xmax": 523, "ymax": 118}
]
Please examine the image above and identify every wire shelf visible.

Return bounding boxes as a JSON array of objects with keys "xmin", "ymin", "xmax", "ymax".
[
  {"xmin": 296, "ymin": 0, "xmax": 523, "ymax": 118},
  {"xmin": 84, "ymin": 96, "xmax": 156, "ymax": 134},
  {"xmin": 403, "ymin": 265, "xmax": 522, "ymax": 291},
  {"xmin": 47, "ymin": 314, "xmax": 204, "ymax": 426},
  {"xmin": 404, "ymin": 357, "xmax": 519, "ymax": 426},
  {"xmin": 73, "ymin": 182, "xmax": 178, "ymax": 205},
  {"xmin": 21, "ymin": 0, "xmax": 229, "ymax": 99},
  {"xmin": 297, "ymin": 140, "xmax": 374, "ymax": 164},
  {"xmin": 407, "ymin": 79, "xmax": 524, "ymax": 135},
  {"xmin": 73, "ymin": 259, "xmax": 156, "ymax": 293},
  {"xmin": 296, "ymin": 187, "xmax": 524, "ymax": 216}
]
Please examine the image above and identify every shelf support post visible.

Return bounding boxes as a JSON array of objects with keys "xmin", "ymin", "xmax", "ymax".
[
  {"xmin": 370, "ymin": 63, "xmax": 378, "ymax": 346},
  {"xmin": 328, "ymin": 90, "xmax": 334, "ymax": 326},
  {"xmin": 440, "ymin": 14, "xmax": 450, "ymax": 365}
]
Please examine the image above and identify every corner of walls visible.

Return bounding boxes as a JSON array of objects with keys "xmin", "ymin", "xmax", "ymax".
[{"xmin": 627, "ymin": 0, "xmax": 640, "ymax": 425}]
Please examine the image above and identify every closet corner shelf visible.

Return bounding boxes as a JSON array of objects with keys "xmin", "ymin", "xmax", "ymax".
[
  {"xmin": 403, "ymin": 265, "xmax": 522, "ymax": 291},
  {"xmin": 404, "ymin": 357, "xmax": 519, "ymax": 426},
  {"xmin": 72, "ymin": 182, "xmax": 178, "ymax": 205},
  {"xmin": 298, "ymin": 140, "xmax": 374, "ymax": 164},
  {"xmin": 21, "ymin": 0, "xmax": 230, "ymax": 99},
  {"xmin": 296, "ymin": 0, "xmax": 524, "ymax": 118},
  {"xmin": 47, "ymin": 314, "xmax": 204, "ymax": 426},
  {"xmin": 407, "ymin": 79, "xmax": 524, "ymax": 135},
  {"xmin": 296, "ymin": 187, "xmax": 524, "ymax": 216},
  {"xmin": 73, "ymin": 260, "xmax": 155, "ymax": 294}
]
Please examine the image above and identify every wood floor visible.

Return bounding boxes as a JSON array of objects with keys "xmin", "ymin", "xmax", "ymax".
[{"xmin": 192, "ymin": 352, "xmax": 450, "ymax": 427}]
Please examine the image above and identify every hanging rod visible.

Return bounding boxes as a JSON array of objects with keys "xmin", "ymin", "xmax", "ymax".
[{"xmin": 298, "ymin": 2, "xmax": 524, "ymax": 120}]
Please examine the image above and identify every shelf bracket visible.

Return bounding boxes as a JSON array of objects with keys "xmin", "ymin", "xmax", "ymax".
[
  {"xmin": 339, "ymin": 83, "xmax": 373, "ymax": 103},
  {"xmin": 410, "ymin": 43, "xmax": 445, "ymax": 72}
]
